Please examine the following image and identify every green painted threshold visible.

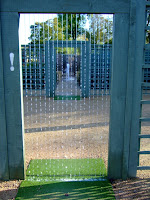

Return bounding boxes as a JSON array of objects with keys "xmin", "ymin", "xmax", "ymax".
[{"xmin": 54, "ymin": 95, "xmax": 80, "ymax": 100}]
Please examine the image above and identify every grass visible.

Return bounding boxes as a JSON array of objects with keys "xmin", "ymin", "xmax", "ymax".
[
  {"xmin": 16, "ymin": 180, "xmax": 115, "ymax": 200},
  {"xmin": 26, "ymin": 159, "xmax": 107, "ymax": 181},
  {"xmin": 15, "ymin": 159, "xmax": 115, "ymax": 200}
]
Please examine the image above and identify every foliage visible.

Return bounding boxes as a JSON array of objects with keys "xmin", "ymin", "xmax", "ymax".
[
  {"xmin": 28, "ymin": 14, "xmax": 113, "ymax": 45},
  {"xmin": 57, "ymin": 14, "xmax": 86, "ymax": 40},
  {"xmin": 28, "ymin": 17, "xmax": 64, "ymax": 44},
  {"xmin": 86, "ymin": 15, "xmax": 113, "ymax": 44},
  {"xmin": 146, "ymin": 31, "xmax": 150, "ymax": 44}
]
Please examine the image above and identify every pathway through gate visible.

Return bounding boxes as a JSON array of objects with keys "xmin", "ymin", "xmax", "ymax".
[{"xmin": 55, "ymin": 78, "xmax": 80, "ymax": 96}]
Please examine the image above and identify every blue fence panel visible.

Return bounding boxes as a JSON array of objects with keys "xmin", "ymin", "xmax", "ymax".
[
  {"xmin": 22, "ymin": 44, "xmax": 150, "ymax": 96},
  {"xmin": 90, "ymin": 44, "xmax": 112, "ymax": 95},
  {"xmin": 22, "ymin": 45, "xmax": 46, "ymax": 94}
]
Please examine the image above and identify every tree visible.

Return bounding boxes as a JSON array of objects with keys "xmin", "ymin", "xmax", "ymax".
[
  {"xmin": 28, "ymin": 14, "xmax": 113, "ymax": 44},
  {"xmin": 57, "ymin": 14, "xmax": 87, "ymax": 40},
  {"xmin": 86, "ymin": 15, "xmax": 113, "ymax": 44},
  {"xmin": 28, "ymin": 17, "xmax": 64, "ymax": 44}
]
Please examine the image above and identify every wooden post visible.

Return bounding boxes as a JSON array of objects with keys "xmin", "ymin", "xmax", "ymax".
[
  {"xmin": 1, "ymin": 12, "xmax": 25, "ymax": 179},
  {"xmin": 128, "ymin": 0, "xmax": 145, "ymax": 177},
  {"xmin": 1, "ymin": 0, "xmax": 144, "ymax": 181},
  {"xmin": 108, "ymin": 0, "xmax": 145, "ymax": 179},
  {"xmin": 0, "ymin": 20, "xmax": 9, "ymax": 180},
  {"xmin": 108, "ymin": 13, "xmax": 130, "ymax": 179},
  {"xmin": 121, "ymin": 0, "xmax": 137, "ymax": 179}
]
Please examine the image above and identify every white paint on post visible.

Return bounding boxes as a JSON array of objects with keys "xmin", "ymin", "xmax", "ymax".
[{"xmin": 9, "ymin": 52, "xmax": 14, "ymax": 71}]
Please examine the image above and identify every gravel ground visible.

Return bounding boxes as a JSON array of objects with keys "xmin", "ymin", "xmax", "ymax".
[{"xmin": 0, "ymin": 94, "xmax": 150, "ymax": 200}]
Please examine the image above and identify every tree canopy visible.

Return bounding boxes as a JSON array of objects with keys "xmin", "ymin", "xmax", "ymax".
[{"xmin": 28, "ymin": 14, "xmax": 113, "ymax": 45}]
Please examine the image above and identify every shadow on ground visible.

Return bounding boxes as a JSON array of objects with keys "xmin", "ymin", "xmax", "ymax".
[
  {"xmin": 112, "ymin": 178, "xmax": 150, "ymax": 200},
  {"xmin": 15, "ymin": 158, "xmax": 115, "ymax": 199},
  {"xmin": 16, "ymin": 180, "xmax": 115, "ymax": 200}
]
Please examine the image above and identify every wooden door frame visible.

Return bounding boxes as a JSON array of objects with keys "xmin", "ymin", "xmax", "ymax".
[{"xmin": 0, "ymin": 0, "xmax": 145, "ymax": 180}]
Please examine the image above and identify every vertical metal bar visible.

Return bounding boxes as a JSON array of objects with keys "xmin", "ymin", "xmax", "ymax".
[
  {"xmin": 109, "ymin": 45, "xmax": 112, "ymax": 95},
  {"xmin": 45, "ymin": 42, "xmax": 49, "ymax": 96},
  {"xmin": 93, "ymin": 15, "xmax": 96, "ymax": 91},
  {"xmin": 104, "ymin": 45, "xmax": 107, "ymax": 94},
  {"xmin": 50, "ymin": 41, "xmax": 53, "ymax": 97},
  {"xmin": 86, "ymin": 42, "xmax": 90, "ymax": 97}
]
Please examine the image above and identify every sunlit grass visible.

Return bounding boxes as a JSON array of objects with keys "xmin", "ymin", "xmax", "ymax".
[{"xmin": 16, "ymin": 159, "xmax": 115, "ymax": 200}]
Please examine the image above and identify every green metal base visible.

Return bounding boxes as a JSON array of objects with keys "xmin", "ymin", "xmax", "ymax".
[{"xmin": 54, "ymin": 95, "xmax": 80, "ymax": 100}]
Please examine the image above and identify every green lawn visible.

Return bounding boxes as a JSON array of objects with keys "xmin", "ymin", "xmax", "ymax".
[
  {"xmin": 26, "ymin": 159, "xmax": 107, "ymax": 181},
  {"xmin": 16, "ymin": 159, "xmax": 115, "ymax": 200}
]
